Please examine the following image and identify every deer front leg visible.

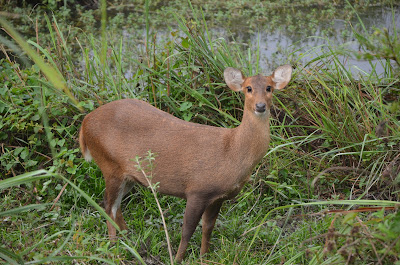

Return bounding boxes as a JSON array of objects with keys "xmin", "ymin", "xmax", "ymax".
[
  {"xmin": 175, "ymin": 196, "xmax": 208, "ymax": 263},
  {"xmin": 200, "ymin": 200, "xmax": 223, "ymax": 256}
]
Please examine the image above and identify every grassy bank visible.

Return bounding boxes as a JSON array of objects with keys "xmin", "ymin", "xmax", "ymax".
[{"xmin": 1, "ymin": 0, "xmax": 400, "ymax": 264}]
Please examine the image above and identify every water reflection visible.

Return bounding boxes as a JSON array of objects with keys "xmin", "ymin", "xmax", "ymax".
[
  {"xmin": 225, "ymin": 6, "xmax": 400, "ymax": 75},
  {"xmin": 111, "ymin": 5, "xmax": 399, "ymax": 78}
]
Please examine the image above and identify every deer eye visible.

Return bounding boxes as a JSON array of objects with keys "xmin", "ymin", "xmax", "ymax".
[
  {"xmin": 246, "ymin": 86, "xmax": 252, "ymax": 93},
  {"xmin": 266, "ymin": 86, "xmax": 272, "ymax": 92}
]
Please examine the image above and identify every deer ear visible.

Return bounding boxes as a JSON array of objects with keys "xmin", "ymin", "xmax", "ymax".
[
  {"xmin": 224, "ymin": 67, "xmax": 245, "ymax": 92},
  {"xmin": 272, "ymin": 65, "xmax": 292, "ymax": 90}
]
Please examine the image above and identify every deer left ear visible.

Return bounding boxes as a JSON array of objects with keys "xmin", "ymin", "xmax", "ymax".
[
  {"xmin": 272, "ymin": 65, "xmax": 292, "ymax": 90},
  {"xmin": 224, "ymin": 67, "xmax": 245, "ymax": 92}
]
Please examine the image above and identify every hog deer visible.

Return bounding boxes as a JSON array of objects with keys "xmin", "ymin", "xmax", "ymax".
[{"xmin": 79, "ymin": 65, "xmax": 292, "ymax": 262}]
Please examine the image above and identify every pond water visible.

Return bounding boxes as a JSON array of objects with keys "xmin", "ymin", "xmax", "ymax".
[
  {"xmin": 119, "ymin": 5, "xmax": 399, "ymax": 77},
  {"xmin": 245, "ymin": 6, "xmax": 400, "ymax": 75}
]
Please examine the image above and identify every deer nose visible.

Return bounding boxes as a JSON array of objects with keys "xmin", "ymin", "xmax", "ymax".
[{"xmin": 255, "ymin": 103, "xmax": 266, "ymax": 113}]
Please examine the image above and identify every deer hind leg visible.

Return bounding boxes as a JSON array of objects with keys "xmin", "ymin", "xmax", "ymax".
[
  {"xmin": 104, "ymin": 175, "xmax": 129, "ymax": 239},
  {"xmin": 175, "ymin": 196, "xmax": 209, "ymax": 263},
  {"xmin": 200, "ymin": 200, "xmax": 223, "ymax": 256},
  {"xmin": 115, "ymin": 181, "xmax": 134, "ymax": 230}
]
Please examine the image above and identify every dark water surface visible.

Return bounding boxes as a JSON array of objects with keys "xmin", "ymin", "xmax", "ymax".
[
  {"xmin": 120, "ymin": 5, "xmax": 399, "ymax": 76},
  {"xmin": 253, "ymin": 6, "xmax": 400, "ymax": 75}
]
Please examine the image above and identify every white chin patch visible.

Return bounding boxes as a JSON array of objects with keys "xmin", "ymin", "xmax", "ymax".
[{"xmin": 255, "ymin": 110, "xmax": 268, "ymax": 116}]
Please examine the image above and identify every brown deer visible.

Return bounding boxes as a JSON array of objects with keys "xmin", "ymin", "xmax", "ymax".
[{"xmin": 79, "ymin": 65, "xmax": 292, "ymax": 262}]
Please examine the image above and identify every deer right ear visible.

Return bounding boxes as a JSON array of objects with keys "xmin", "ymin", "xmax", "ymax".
[
  {"xmin": 224, "ymin": 67, "xmax": 245, "ymax": 92},
  {"xmin": 272, "ymin": 64, "xmax": 292, "ymax": 90}
]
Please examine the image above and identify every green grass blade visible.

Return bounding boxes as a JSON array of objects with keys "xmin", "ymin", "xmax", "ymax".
[
  {"xmin": 0, "ymin": 203, "xmax": 51, "ymax": 217},
  {"xmin": 120, "ymin": 241, "xmax": 146, "ymax": 265},
  {"xmin": 25, "ymin": 256, "xmax": 117, "ymax": 264},
  {"xmin": 0, "ymin": 247, "xmax": 24, "ymax": 265},
  {"xmin": 0, "ymin": 170, "xmax": 51, "ymax": 190},
  {"xmin": 0, "ymin": 16, "xmax": 82, "ymax": 111}
]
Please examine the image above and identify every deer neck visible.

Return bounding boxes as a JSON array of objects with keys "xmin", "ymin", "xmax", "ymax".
[{"xmin": 233, "ymin": 110, "xmax": 271, "ymax": 167}]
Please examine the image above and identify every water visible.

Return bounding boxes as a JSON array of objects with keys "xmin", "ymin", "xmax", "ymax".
[
  {"xmin": 106, "ymin": 5, "xmax": 400, "ymax": 78},
  {"xmin": 216, "ymin": 6, "xmax": 400, "ymax": 75}
]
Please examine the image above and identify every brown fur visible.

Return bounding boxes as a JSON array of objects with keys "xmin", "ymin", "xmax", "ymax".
[{"xmin": 79, "ymin": 65, "xmax": 292, "ymax": 262}]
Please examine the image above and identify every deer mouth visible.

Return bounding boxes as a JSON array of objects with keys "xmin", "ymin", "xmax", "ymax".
[{"xmin": 255, "ymin": 103, "xmax": 267, "ymax": 115}]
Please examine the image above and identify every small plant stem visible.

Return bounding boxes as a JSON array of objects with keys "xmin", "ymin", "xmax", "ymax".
[
  {"xmin": 147, "ymin": 34, "xmax": 157, "ymax": 105},
  {"xmin": 356, "ymin": 216, "xmax": 382, "ymax": 265},
  {"xmin": 100, "ymin": 0, "xmax": 107, "ymax": 92},
  {"xmin": 138, "ymin": 166, "xmax": 174, "ymax": 264}
]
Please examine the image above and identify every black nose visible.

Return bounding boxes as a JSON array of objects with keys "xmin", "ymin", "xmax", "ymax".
[{"xmin": 255, "ymin": 103, "xmax": 266, "ymax": 113}]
